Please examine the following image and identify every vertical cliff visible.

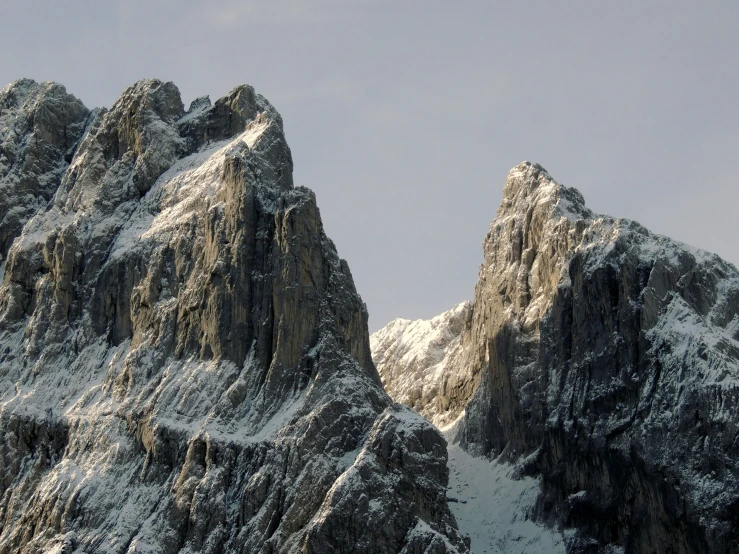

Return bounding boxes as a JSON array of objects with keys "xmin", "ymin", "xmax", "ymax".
[
  {"xmin": 0, "ymin": 79, "xmax": 467, "ymax": 554},
  {"xmin": 373, "ymin": 162, "xmax": 739, "ymax": 553}
]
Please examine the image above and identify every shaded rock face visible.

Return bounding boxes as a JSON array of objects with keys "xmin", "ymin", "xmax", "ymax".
[
  {"xmin": 0, "ymin": 79, "xmax": 466, "ymax": 554},
  {"xmin": 373, "ymin": 162, "xmax": 739, "ymax": 554},
  {"xmin": 0, "ymin": 79, "xmax": 90, "ymax": 262}
]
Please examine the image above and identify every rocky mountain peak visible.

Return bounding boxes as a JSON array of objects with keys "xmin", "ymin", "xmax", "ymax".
[
  {"xmin": 0, "ymin": 78, "xmax": 37, "ymax": 102},
  {"xmin": 0, "ymin": 78, "xmax": 89, "ymax": 260},
  {"xmin": 373, "ymin": 162, "xmax": 739, "ymax": 553},
  {"xmin": 0, "ymin": 78, "xmax": 467, "ymax": 553},
  {"xmin": 501, "ymin": 161, "xmax": 550, "ymax": 199},
  {"xmin": 499, "ymin": 162, "xmax": 587, "ymax": 217},
  {"xmin": 186, "ymin": 95, "xmax": 212, "ymax": 113},
  {"xmin": 115, "ymin": 78, "xmax": 185, "ymax": 122}
]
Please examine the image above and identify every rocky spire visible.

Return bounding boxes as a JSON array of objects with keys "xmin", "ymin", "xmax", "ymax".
[{"xmin": 373, "ymin": 161, "xmax": 739, "ymax": 553}]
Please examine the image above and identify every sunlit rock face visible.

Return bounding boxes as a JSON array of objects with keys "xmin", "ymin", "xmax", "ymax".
[
  {"xmin": 373, "ymin": 162, "xmax": 739, "ymax": 554},
  {"xmin": 0, "ymin": 78, "xmax": 467, "ymax": 554},
  {"xmin": 371, "ymin": 301, "xmax": 471, "ymax": 428}
]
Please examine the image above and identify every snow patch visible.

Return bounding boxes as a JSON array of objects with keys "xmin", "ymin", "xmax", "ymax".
[{"xmin": 446, "ymin": 444, "xmax": 566, "ymax": 554}]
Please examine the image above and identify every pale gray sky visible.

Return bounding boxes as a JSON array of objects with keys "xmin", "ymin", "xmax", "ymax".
[{"xmin": 2, "ymin": 1, "xmax": 737, "ymax": 331}]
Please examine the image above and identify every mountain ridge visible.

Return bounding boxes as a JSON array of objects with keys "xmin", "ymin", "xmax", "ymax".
[
  {"xmin": 373, "ymin": 161, "xmax": 739, "ymax": 553},
  {"xmin": 0, "ymin": 77, "xmax": 467, "ymax": 554}
]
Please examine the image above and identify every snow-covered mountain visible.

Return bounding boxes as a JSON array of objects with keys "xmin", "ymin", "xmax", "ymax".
[
  {"xmin": 370, "ymin": 301, "xmax": 471, "ymax": 428},
  {"xmin": 0, "ymin": 79, "xmax": 467, "ymax": 553},
  {"xmin": 4, "ymin": 74, "xmax": 738, "ymax": 554},
  {"xmin": 372, "ymin": 162, "xmax": 739, "ymax": 554}
]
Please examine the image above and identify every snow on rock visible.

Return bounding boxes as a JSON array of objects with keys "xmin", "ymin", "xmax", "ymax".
[
  {"xmin": 305, "ymin": 405, "xmax": 465, "ymax": 553},
  {"xmin": 371, "ymin": 301, "xmax": 471, "ymax": 427},
  {"xmin": 372, "ymin": 162, "xmax": 739, "ymax": 553},
  {"xmin": 0, "ymin": 78, "xmax": 89, "ymax": 260},
  {"xmin": 0, "ymin": 79, "xmax": 467, "ymax": 553}
]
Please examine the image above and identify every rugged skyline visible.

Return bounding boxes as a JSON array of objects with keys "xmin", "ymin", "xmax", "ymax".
[
  {"xmin": 2, "ymin": 1, "xmax": 738, "ymax": 331},
  {"xmin": 0, "ymin": 77, "xmax": 469, "ymax": 554}
]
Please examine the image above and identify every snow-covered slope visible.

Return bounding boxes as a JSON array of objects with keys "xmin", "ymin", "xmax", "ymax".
[
  {"xmin": 0, "ymin": 79, "xmax": 467, "ymax": 554},
  {"xmin": 372, "ymin": 162, "xmax": 739, "ymax": 554},
  {"xmin": 371, "ymin": 301, "xmax": 471, "ymax": 428},
  {"xmin": 446, "ymin": 445, "xmax": 567, "ymax": 554}
]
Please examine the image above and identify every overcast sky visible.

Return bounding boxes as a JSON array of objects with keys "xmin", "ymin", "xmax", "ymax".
[{"xmin": 2, "ymin": 1, "xmax": 737, "ymax": 331}]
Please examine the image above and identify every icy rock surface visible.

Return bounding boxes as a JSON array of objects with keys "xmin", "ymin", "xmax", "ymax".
[
  {"xmin": 371, "ymin": 302, "xmax": 471, "ymax": 428},
  {"xmin": 372, "ymin": 162, "xmax": 739, "ymax": 554},
  {"xmin": 0, "ymin": 79, "xmax": 467, "ymax": 554},
  {"xmin": 0, "ymin": 79, "xmax": 89, "ymax": 262}
]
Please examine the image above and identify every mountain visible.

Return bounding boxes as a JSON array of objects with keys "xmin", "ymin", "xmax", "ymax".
[
  {"xmin": 372, "ymin": 162, "xmax": 739, "ymax": 554},
  {"xmin": 0, "ymin": 78, "xmax": 467, "ymax": 554},
  {"xmin": 0, "ymin": 79, "xmax": 89, "ymax": 263},
  {"xmin": 370, "ymin": 301, "xmax": 471, "ymax": 428}
]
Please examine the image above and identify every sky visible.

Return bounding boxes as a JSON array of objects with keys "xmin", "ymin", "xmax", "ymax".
[{"xmin": 2, "ymin": 1, "xmax": 737, "ymax": 331}]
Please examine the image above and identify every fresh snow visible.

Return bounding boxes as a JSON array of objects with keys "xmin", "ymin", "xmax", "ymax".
[
  {"xmin": 446, "ymin": 444, "xmax": 566, "ymax": 554},
  {"xmin": 111, "ymin": 116, "xmax": 273, "ymax": 259},
  {"xmin": 370, "ymin": 301, "xmax": 470, "ymax": 427}
]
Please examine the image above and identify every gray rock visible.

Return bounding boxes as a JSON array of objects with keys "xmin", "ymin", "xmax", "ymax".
[
  {"xmin": 0, "ymin": 79, "xmax": 90, "ymax": 261},
  {"xmin": 373, "ymin": 162, "xmax": 739, "ymax": 554},
  {"xmin": 0, "ymin": 79, "xmax": 466, "ymax": 554}
]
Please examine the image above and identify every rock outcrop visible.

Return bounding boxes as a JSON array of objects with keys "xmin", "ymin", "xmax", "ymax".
[
  {"xmin": 373, "ymin": 162, "xmax": 739, "ymax": 554},
  {"xmin": 371, "ymin": 302, "xmax": 471, "ymax": 428},
  {"xmin": 0, "ymin": 79, "xmax": 466, "ymax": 554},
  {"xmin": 0, "ymin": 79, "xmax": 89, "ymax": 263}
]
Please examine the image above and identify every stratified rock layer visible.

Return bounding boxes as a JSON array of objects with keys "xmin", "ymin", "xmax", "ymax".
[
  {"xmin": 0, "ymin": 79, "xmax": 466, "ymax": 554},
  {"xmin": 373, "ymin": 162, "xmax": 739, "ymax": 554}
]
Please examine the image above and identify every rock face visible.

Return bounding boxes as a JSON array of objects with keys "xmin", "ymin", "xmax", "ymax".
[
  {"xmin": 0, "ymin": 79, "xmax": 89, "ymax": 262},
  {"xmin": 0, "ymin": 79, "xmax": 466, "ymax": 554},
  {"xmin": 372, "ymin": 162, "xmax": 739, "ymax": 554},
  {"xmin": 371, "ymin": 302, "xmax": 471, "ymax": 428}
]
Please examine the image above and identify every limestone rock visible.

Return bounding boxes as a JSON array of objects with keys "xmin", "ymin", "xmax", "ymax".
[
  {"xmin": 0, "ymin": 79, "xmax": 466, "ymax": 554},
  {"xmin": 373, "ymin": 162, "xmax": 739, "ymax": 554}
]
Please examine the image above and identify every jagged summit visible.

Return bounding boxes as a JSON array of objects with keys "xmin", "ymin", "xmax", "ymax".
[
  {"xmin": 500, "ymin": 161, "xmax": 592, "ymax": 221},
  {"xmin": 0, "ymin": 78, "xmax": 79, "ymax": 108},
  {"xmin": 0, "ymin": 78, "xmax": 467, "ymax": 553},
  {"xmin": 0, "ymin": 78, "xmax": 89, "ymax": 259},
  {"xmin": 373, "ymin": 162, "xmax": 739, "ymax": 553}
]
